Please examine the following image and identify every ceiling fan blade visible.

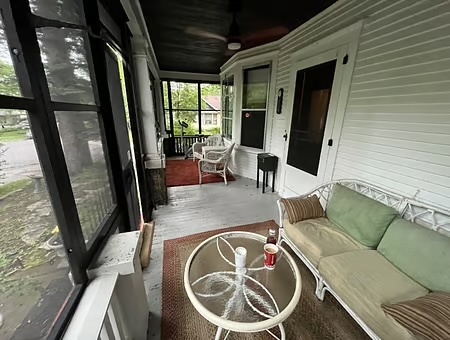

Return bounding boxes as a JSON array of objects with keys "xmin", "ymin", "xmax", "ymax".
[
  {"xmin": 241, "ymin": 26, "xmax": 289, "ymax": 44},
  {"xmin": 225, "ymin": 48, "xmax": 238, "ymax": 56},
  {"xmin": 185, "ymin": 27, "xmax": 227, "ymax": 42}
]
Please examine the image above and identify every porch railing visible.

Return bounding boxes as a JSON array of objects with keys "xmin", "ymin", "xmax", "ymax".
[{"xmin": 173, "ymin": 135, "xmax": 208, "ymax": 155}]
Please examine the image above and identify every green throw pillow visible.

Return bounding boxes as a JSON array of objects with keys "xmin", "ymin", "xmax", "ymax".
[
  {"xmin": 326, "ymin": 184, "xmax": 397, "ymax": 247},
  {"xmin": 378, "ymin": 218, "xmax": 450, "ymax": 293}
]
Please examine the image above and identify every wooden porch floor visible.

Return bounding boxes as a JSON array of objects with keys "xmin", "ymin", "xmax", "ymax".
[{"xmin": 143, "ymin": 176, "xmax": 280, "ymax": 339}]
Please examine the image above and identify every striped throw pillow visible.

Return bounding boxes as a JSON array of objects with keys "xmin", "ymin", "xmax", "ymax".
[
  {"xmin": 281, "ymin": 195, "xmax": 324, "ymax": 224},
  {"xmin": 382, "ymin": 292, "xmax": 450, "ymax": 340}
]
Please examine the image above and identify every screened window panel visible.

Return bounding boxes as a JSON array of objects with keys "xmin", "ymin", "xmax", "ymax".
[
  {"xmin": 170, "ymin": 82, "xmax": 198, "ymax": 110},
  {"xmin": 222, "ymin": 118, "xmax": 232, "ymax": 139},
  {"xmin": 241, "ymin": 110, "xmax": 266, "ymax": 149},
  {"xmin": 242, "ymin": 65, "xmax": 270, "ymax": 109},
  {"xmin": 201, "ymin": 83, "xmax": 221, "ymax": 135},
  {"xmin": 0, "ymin": 18, "xmax": 22, "ymax": 97},
  {"xmin": 29, "ymin": 0, "xmax": 85, "ymax": 25},
  {"xmin": 55, "ymin": 111, "xmax": 114, "ymax": 245},
  {"xmin": 162, "ymin": 81, "xmax": 169, "ymax": 110},
  {"xmin": 0, "ymin": 110, "xmax": 74, "ymax": 339},
  {"xmin": 173, "ymin": 110, "xmax": 199, "ymax": 136},
  {"xmin": 36, "ymin": 28, "xmax": 96, "ymax": 105},
  {"xmin": 221, "ymin": 76, "xmax": 234, "ymax": 138},
  {"xmin": 164, "ymin": 109, "xmax": 171, "ymax": 132},
  {"xmin": 241, "ymin": 66, "xmax": 269, "ymax": 148}
]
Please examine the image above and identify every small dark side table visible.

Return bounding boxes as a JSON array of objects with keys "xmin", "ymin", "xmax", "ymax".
[{"xmin": 257, "ymin": 153, "xmax": 278, "ymax": 193}]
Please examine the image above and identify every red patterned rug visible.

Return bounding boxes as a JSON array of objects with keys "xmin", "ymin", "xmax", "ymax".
[
  {"xmin": 166, "ymin": 159, "xmax": 235, "ymax": 187},
  {"xmin": 161, "ymin": 220, "xmax": 369, "ymax": 340}
]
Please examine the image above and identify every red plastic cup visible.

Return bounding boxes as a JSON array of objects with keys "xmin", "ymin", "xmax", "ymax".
[{"xmin": 264, "ymin": 243, "xmax": 278, "ymax": 270}]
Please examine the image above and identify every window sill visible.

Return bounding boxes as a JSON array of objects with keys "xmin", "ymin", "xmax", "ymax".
[
  {"xmin": 223, "ymin": 138, "xmax": 265, "ymax": 154},
  {"xmin": 236, "ymin": 145, "xmax": 265, "ymax": 154}
]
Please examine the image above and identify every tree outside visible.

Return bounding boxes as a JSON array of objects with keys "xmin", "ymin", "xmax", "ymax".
[
  {"xmin": 0, "ymin": 1, "xmax": 116, "ymax": 338},
  {"xmin": 163, "ymin": 81, "xmax": 221, "ymax": 136}
]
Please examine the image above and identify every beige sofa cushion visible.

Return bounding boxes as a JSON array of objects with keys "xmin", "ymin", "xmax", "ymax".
[
  {"xmin": 283, "ymin": 217, "xmax": 369, "ymax": 267},
  {"xmin": 319, "ymin": 250, "xmax": 429, "ymax": 340}
]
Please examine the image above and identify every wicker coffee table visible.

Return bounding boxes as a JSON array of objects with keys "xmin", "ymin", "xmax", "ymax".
[{"xmin": 184, "ymin": 231, "xmax": 302, "ymax": 340}]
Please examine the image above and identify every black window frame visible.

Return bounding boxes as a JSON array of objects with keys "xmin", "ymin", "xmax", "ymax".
[
  {"xmin": 161, "ymin": 79, "xmax": 220, "ymax": 136},
  {"xmin": 240, "ymin": 64, "xmax": 271, "ymax": 149},
  {"xmin": 0, "ymin": 0, "xmax": 145, "ymax": 338},
  {"xmin": 221, "ymin": 75, "xmax": 234, "ymax": 140}
]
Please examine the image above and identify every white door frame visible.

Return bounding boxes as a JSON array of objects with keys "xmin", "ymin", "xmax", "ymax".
[{"xmin": 279, "ymin": 20, "xmax": 364, "ymax": 197}]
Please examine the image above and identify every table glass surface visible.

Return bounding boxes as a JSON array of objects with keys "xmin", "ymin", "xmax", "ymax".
[{"xmin": 187, "ymin": 232, "xmax": 298, "ymax": 323}]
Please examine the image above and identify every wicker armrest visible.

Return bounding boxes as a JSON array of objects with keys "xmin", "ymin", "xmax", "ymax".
[
  {"xmin": 192, "ymin": 142, "xmax": 206, "ymax": 153},
  {"xmin": 205, "ymin": 150, "xmax": 225, "ymax": 161}
]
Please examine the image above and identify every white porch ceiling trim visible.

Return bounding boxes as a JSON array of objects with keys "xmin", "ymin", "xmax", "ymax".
[
  {"xmin": 221, "ymin": 0, "xmax": 351, "ymax": 71},
  {"xmin": 159, "ymin": 71, "xmax": 220, "ymax": 82},
  {"xmin": 120, "ymin": 0, "xmax": 160, "ymax": 79}
]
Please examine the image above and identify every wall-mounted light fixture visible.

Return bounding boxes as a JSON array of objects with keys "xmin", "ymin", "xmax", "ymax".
[{"xmin": 276, "ymin": 88, "xmax": 284, "ymax": 114}]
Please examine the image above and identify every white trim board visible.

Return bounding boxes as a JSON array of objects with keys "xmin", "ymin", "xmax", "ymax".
[
  {"xmin": 278, "ymin": 20, "xmax": 364, "ymax": 196},
  {"xmin": 121, "ymin": 0, "xmax": 160, "ymax": 78},
  {"xmin": 159, "ymin": 71, "xmax": 220, "ymax": 82},
  {"xmin": 220, "ymin": 0, "xmax": 354, "ymax": 71},
  {"xmin": 222, "ymin": 50, "xmax": 279, "ymax": 154}
]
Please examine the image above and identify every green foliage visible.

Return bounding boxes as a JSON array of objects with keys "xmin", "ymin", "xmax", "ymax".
[
  {"xmin": 0, "ymin": 61, "xmax": 21, "ymax": 97},
  {"xmin": 203, "ymin": 127, "xmax": 220, "ymax": 135},
  {"xmin": 163, "ymin": 82, "xmax": 222, "ymax": 134},
  {"xmin": 170, "ymin": 82, "xmax": 198, "ymax": 110},
  {"xmin": 173, "ymin": 125, "xmax": 197, "ymax": 136},
  {"xmin": 0, "ymin": 179, "xmax": 31, "ymax": 198},
  {"xmin": 0, "ymin": 128, "xmax": 27, "ymax": 142}
]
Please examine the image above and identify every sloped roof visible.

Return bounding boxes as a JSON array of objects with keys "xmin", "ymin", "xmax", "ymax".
[{"xmin": 203, "ymin": 95, "xmax": 221, "ymax": 110}]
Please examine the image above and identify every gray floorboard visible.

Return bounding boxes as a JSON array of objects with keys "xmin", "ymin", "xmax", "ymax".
[{"xmin": 143, "ymin": 176, "xmax": 279, "ymax": 339}]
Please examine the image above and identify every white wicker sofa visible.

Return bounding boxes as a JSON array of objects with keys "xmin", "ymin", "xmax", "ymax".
[{"xmin": 277, "ymin": 180, "xmax": 450, "ymax": 340}]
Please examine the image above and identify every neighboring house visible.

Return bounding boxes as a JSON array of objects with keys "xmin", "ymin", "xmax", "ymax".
[
  {"xmin": 0, "ymin": 111, "xmax": 27, "ymax": 127},
  {"xmin": 221, "ymin": 0, "xmax": 450, "ymax": 210},
  {"xmin": 200, "ymin": 95, "xmax": 221, "ymax": 130}
]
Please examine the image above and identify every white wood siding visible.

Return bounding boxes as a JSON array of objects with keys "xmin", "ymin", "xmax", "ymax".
[
  {"xmin": 226, "ymin": 0, "xmax": 450, "ymax": 209},
  {"xmin": 334, "ymin": 0, "xmax": 450, "ymax": 209}
]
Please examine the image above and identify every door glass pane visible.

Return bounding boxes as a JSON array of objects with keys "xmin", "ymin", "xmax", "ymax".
[
  {"xmin": 0, "ymin": 18, "xmax": 22, "ymax": 97},
  {"xmin": 55, "ymin": 111, "xmax": 114, "ymax": 245},
  {"xmin": 0, "ymin": 110, "xmax": 74, "ymax": 339},
  {"xmin": 287, "ymin": 60, "xmax": 336, "ymax": 176},
  {"xmin": 29, "ymin": 0, "xmax": 85, "ymax": 25},
  {"xmin": 36, "ymin": 28, "xmax": 96, "ymax": 105},
  {"xmin": 201, "ymin": 83, "xmax": 221, "ymax": 135},
  {"xmin": 242, "ymin": 65, "xmax": 270, "ymax": 109}
]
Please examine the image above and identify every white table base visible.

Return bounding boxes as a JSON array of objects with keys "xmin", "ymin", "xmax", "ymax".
[{"xmin": 214, "ymin": 323, "xmax": 286, "ymax": 340}]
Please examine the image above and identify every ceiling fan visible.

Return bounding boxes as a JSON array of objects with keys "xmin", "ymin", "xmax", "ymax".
[{"xmin": 185, "ymin": 0, "xmax": 289, "ymax": 53}]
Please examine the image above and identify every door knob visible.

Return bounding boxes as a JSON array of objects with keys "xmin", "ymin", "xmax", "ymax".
[{"xmin": 283, "ymin": 131, "xmax": 288, "ymax": 141}]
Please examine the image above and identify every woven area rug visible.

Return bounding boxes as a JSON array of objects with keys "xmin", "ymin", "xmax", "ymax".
[
  {"xmin": 162, "ymin": 220, "xmax": 369, "ymax": 340},
  {"xmin": 166, "ymin": 159, "xmax": 235, "ymax": 187}
]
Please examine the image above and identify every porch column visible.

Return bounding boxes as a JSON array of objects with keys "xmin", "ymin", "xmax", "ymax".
[{"xmin": 132, "ymin": 37, "xmax": 159, "ymax": 155}]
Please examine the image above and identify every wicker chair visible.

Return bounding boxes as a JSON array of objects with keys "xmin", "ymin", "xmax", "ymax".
[
  {"xmin": 192, "ymin": 134, "xmax": 223, "ymax": 161},
  {"xmin": 198, "ymin": 143, "xmax": 235, "ymax": 185}
]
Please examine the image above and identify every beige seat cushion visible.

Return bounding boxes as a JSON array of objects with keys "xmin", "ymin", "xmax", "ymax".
[
  {"xmin": 283, "ymin": 217, "xmax": 369, "ymax": 267},
  {"xmin": 319, "ymin": 250, "xmax": 429, "ymax": 340}
]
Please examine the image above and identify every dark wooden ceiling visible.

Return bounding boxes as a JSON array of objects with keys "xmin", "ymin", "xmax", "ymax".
[{"xmin": 139, "ymin": 0, "xmax": 337, "ymax": 74}]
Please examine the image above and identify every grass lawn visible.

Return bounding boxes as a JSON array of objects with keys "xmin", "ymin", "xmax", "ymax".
[
  {"xmin": 0, "ymin": 179, "xmax": 32, "ymax": 198},
  {"xmin": 0, "ymin": 129, "xmax": 27, "ymax": 142}
]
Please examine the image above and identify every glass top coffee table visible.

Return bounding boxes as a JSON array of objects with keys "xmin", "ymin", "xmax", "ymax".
[{"xmin": 184, "ymin": 231, "xmax": 302, "ymax": 340}]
